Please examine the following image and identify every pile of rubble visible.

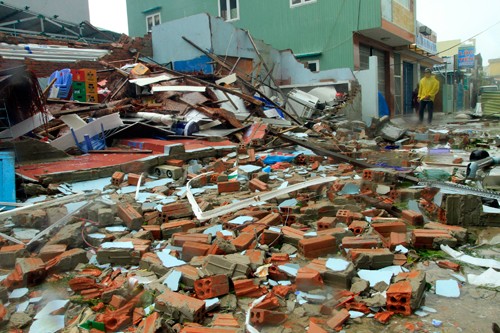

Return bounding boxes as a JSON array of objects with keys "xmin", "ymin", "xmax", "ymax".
[{"xmin": 0, "ymin": 57, "xmax": 499, "ymax": 333}]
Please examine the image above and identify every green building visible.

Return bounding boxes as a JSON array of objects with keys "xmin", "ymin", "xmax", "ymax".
[{"xmin": 126, "ymin": 0, "xmax": 441, "ymax": 116}]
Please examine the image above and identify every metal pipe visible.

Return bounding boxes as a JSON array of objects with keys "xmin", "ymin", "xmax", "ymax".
[{"xmin": 466, "ymin": 156, "xmax": 500, "ymax": 179}]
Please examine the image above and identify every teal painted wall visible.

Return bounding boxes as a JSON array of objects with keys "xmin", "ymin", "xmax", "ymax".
[
  {"xmin": 127, "ymin": 0, "xmax": 218, "ymax": 37},
  {"xmin": 127, "ymin": 0, "xmax": 382, "ymax": 70}
]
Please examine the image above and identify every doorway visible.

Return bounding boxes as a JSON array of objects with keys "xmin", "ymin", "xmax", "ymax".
[{"xmin": 403, "ymin": 62, "xmax": 414, "ymax": 114}]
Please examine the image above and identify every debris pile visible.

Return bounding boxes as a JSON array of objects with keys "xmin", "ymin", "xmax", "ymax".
[{"xmin": 0, "ymin": 50, "xmax": 499, "ymax": 333}]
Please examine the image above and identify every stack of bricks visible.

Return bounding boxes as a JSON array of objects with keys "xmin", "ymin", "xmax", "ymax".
[{"xmin": 71, "ymin": 68, "xmax": 98, "ymax": 102}]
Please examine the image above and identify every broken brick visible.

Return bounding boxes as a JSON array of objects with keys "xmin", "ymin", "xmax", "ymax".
[
  {"xmin": 217, "ymin": 181, "xmax": 240, "ymax": 194},
  {"xmin": 298, "ymin": 235, "xmax": 337, "ymax": 259},
  {"xmin": 117, "ymin": 203, "xmax": 144, "ymax": 230},
  {"xmin": 195, "ymin": 274, "xmax": 229, "ymax": 300},
  {"xmin": 155, "ymin": 290, "xmax": 205, "ymax": 323}
]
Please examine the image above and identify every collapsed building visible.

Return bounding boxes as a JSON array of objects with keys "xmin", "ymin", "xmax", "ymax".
[{"xmin": 0, "ymin": 7, "xmax": 498, "ymax": 333}]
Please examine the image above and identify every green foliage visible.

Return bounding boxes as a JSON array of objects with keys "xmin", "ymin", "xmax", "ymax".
[
  {"xmin": 70, "ymin": 295, "xmax": 102, "ymax": 307},
  {"xmin": 416, "ymin": 249, "xmax": 448, "ymax": 260}
]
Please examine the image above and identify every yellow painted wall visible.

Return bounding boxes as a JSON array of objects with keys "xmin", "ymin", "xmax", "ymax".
[
  {"xmin": 437, "ymin": 40, "xmax": 461, "ymax": 57},
  {"xmin": 392, "ymin": 1, "xmax": 414, "ymax": 33},
  {"xmin": 488, "ymin": 59, "xmax": 500, "ymax": 77}
]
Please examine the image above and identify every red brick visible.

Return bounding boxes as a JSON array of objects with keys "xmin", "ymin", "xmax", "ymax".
[
  {"xmin": 250, "ymin": 308, "xmax": 287, "ymax": 326},
  {"xmin": 371, "ymin": 221, "xmax": 407, "ymax": 237},
  {"xmin": 308, "ymin": 319, "xmax": 328, "ymax": 333},
  {"xmin": 110, "ymin": 294, "xmax": 127, "ymax": 309},
  {"xmin": 0, "ymin": 244, "xmax": 27, "ymax": 267},
  {"xmin": 341, "ymin": 236, "xmax": 381, "ymax": 249},
  {"xmin": 117, "ymin": 203, "xmax": 144, "ymax": 230},
  {"xmin": 296, "ymin": 267, "xmax": 324, "ymax": 291},
  {"xmin": 253, "ymin": 293, "xmax": 280, "ymax": 310},
  {"xmin": 267, "ymin": 265, "xmax": 289, "ymax": 281},
  {"xmin": 127, "ymin": 173, "xmax": 144, "ymax": 186},
  {"xmin": 269, "ymin": 253, "xmax": 289, "ymax": 264},
  {"xmin": 3, "ymin": 258, "xmax": 46, "ymax": 289},
  {"xmin": 256, "ymin": 213, "xmax": 282, "ymax": 226},
  {"xmin": 142, "ymin": 225, "xmax": 161, "ymax": 239},
  {"xmin": 326, "ymin": 309, "xmax": 350, "ymax": 330},
  {"xmin": 233, "ymin": 279, "xmax": 266, "ymax": 297},
  {"xmin": 111, "ymin": 171, "xmax": 125, "ymax": 186},
  {"xmin": 272, "ymin": 284, "xmax": 296, "ymax": 298},
  {"xmin": 144, "ymin": 211, "xmax": 159, "ymax": 225},
  {"xmin": 336, "ymin": 209, "xmax": 353, "ymax": 224},
  {"xmin": 218, "ymin": 181, "xmax": 240, "ymax": 194},
  {"xmin": 183, "ymin": 242, "xmax": 212, "ymax": 261},
  {"xmin": 436, "ymin": 260, "xmax": 460, "ymax": 271},
  {"xmin": 212, "ymin": 313, "xmax": 239, "ymax": 328},
  {"xmin": 317, "ymin": 217, "xmax": 336, "ymax": 230},
  {"xmin": 374, "ymin": 311, "xmax": 394, "ymax": 324},
  {"xmin": 231, "ymin": 232, "xmax": 255, "ymax": 251},
  {"xmin": 348, "ymin": 220, "xmax": 368, "ymax": 235},
  {"xmin": 411, "ymin": 229, "xmax": 455, "ymax": 249},
  {"xmin": 281, "ymin": 226, "xmax": 305, "ymax": 240},
  {"xmin": 241, "ymin": 223, "xmax": 266, "ymax": 236},
  {"xmin": 194, "ymin": 274, "xmax": 229, "ymax": 300},
  {"xmin": 161, "ymin": 203, "xmax": 193, "ymax": 220},
  {"xmin": 161, "ymin": 220, "xmax": 196, "ymax": 238},
  {"xmin": 259, "ymin": 230, "xmax": 281, "ymax": 245},
  {"xmin": 386, "ymin": 280, "xmax": 412, "ymax": 315},
  {"xmin": 172, "ymin": 233, "xmax": 210, "ymax": 247},
  {"xmin": 249, "ymin": 178, "xmax": 269, "ymax": 192},
  {"xmin": 388, "ymin": 232, "xmax": 408, "ymax": 249},
  {"xmin": 298, "ymin": 235, "xmax": 336, "ymax": 259},
  {"xmin": 401, "ymin": 210, "xmax": 424, "ymax": 226},
  {"xmin": 166, "ymin": 159, "xmax": 185, "ymax": 167}
]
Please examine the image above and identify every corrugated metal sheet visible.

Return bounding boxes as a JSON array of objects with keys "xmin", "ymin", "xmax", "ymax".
[{"xmin": 481, "ymin": 91, "xmax": 500, "ymax": 116}]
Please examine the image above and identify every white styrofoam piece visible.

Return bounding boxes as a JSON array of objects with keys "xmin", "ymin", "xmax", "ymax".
[
  {"xmin": 228, "ymin": 216, "xmax": 253, "ymax": 225},
  {"xmin": 326, "ymin": 258, "xmax": 350, "ymax": 272},
  {"xmin": 29, "ymin": 315, "xmax": 65, "ymax": 333},
  {"xmin": 105, "ymin": 226, "xmax": 128, "ymax": 232},
  {"xmin": 435, "ymin": 279, "xmax": 460, "ymax": 298},
  {"xmin": 101, "ymin": 242, "xmax": 134, "ymax": 249},
  {"xmin": 163, "ymin": 270, "xmax": 182, "ymax": 291},
  {"xmin": 358, "ymin": 269, "xmax": 393, "ymax": 287},
  {"xmin": 441, "ymin": 244, "xmax": 500, "ymax": 269},
  {"xmin": 157, "ymin": 249, "xmax": 186, "ymax": 268},
  {"xmin": 130, "ymin": 75, "xmax": 173, "ymax": 86},
  {"xmin": 467, "ymin": 268, "xmax": 500, "ymax": 287},
  {"xmin": 35, "ymin": 300, "xmax": 69, "ymax": 320},
  {"xmin": 9, "ymin": 288, "xmax": 29, "ymax": 299}
]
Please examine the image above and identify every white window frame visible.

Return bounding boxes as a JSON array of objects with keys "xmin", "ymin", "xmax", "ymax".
[
  {"xmin": 307, "ymin": 60, "xmax": 320, "ymax": 73},
  {"xmin": 218, "ymin": 0, "xmax": 240, "ymax": 22},
  {"xmin": 146, "ymin": 13, "xmax": 161, "ymax": 32},
  {"xmin": 290, "ymin": 0, "xmax": 317, "ymax": 8}
]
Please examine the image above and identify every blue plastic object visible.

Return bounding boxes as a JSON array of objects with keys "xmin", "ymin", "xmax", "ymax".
[
  {"xmin": 263, "ymin": 155, "xmax": 296, "ymax": 165},
  {"xmin": 254, "ymin": 95, "xmax": 284, "ymax": 119},
  {"xmin": 0, "ymin": 151, "xmax": 15, "ymax": 207},
  {"xmin": 378, "ymin": 92, "xmax": 389, "ymax": 117},
  {"xmin": 262, "ymin": 166, "xmax": 271, "ymax": 173},
  {"xmin": 70, "ymin": 123, "xmax": 107, "ymax": 153},
  {"xmin": 49, "ymin": 68, "xmax": 73, "ymax": 99}
]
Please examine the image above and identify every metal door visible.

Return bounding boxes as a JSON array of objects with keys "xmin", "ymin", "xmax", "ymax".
[{"xmin": 403, "ymin": 62, "xmax": 414, "ymax": 114}]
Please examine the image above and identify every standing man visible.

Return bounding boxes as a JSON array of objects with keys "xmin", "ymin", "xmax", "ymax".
[{"xmin": 417, "ymin": 68, "xmax": 440, "ymax": 124}]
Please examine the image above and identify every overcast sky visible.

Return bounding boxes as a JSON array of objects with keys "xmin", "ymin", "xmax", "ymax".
[{"xmin": 88, "ymin": 0, "xmax": 500, "ymax": 65}]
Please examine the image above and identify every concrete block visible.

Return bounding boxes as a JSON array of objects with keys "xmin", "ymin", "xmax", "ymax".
[
  {"xmin": 0, "ymin": 244, "xmax": 27, "ymax": 268},
  {"xmin": 155, "ymin": 290, "xmax": 205, "ymax": 323},
  {"xmin": 203, "ymin": 255, "xmax": 251, "ymax": 279}
]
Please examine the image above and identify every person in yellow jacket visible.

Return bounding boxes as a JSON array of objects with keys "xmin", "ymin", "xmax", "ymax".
[{"xmin": 417, "ymin": 68, "xmax": 440, "ymax": 124}]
